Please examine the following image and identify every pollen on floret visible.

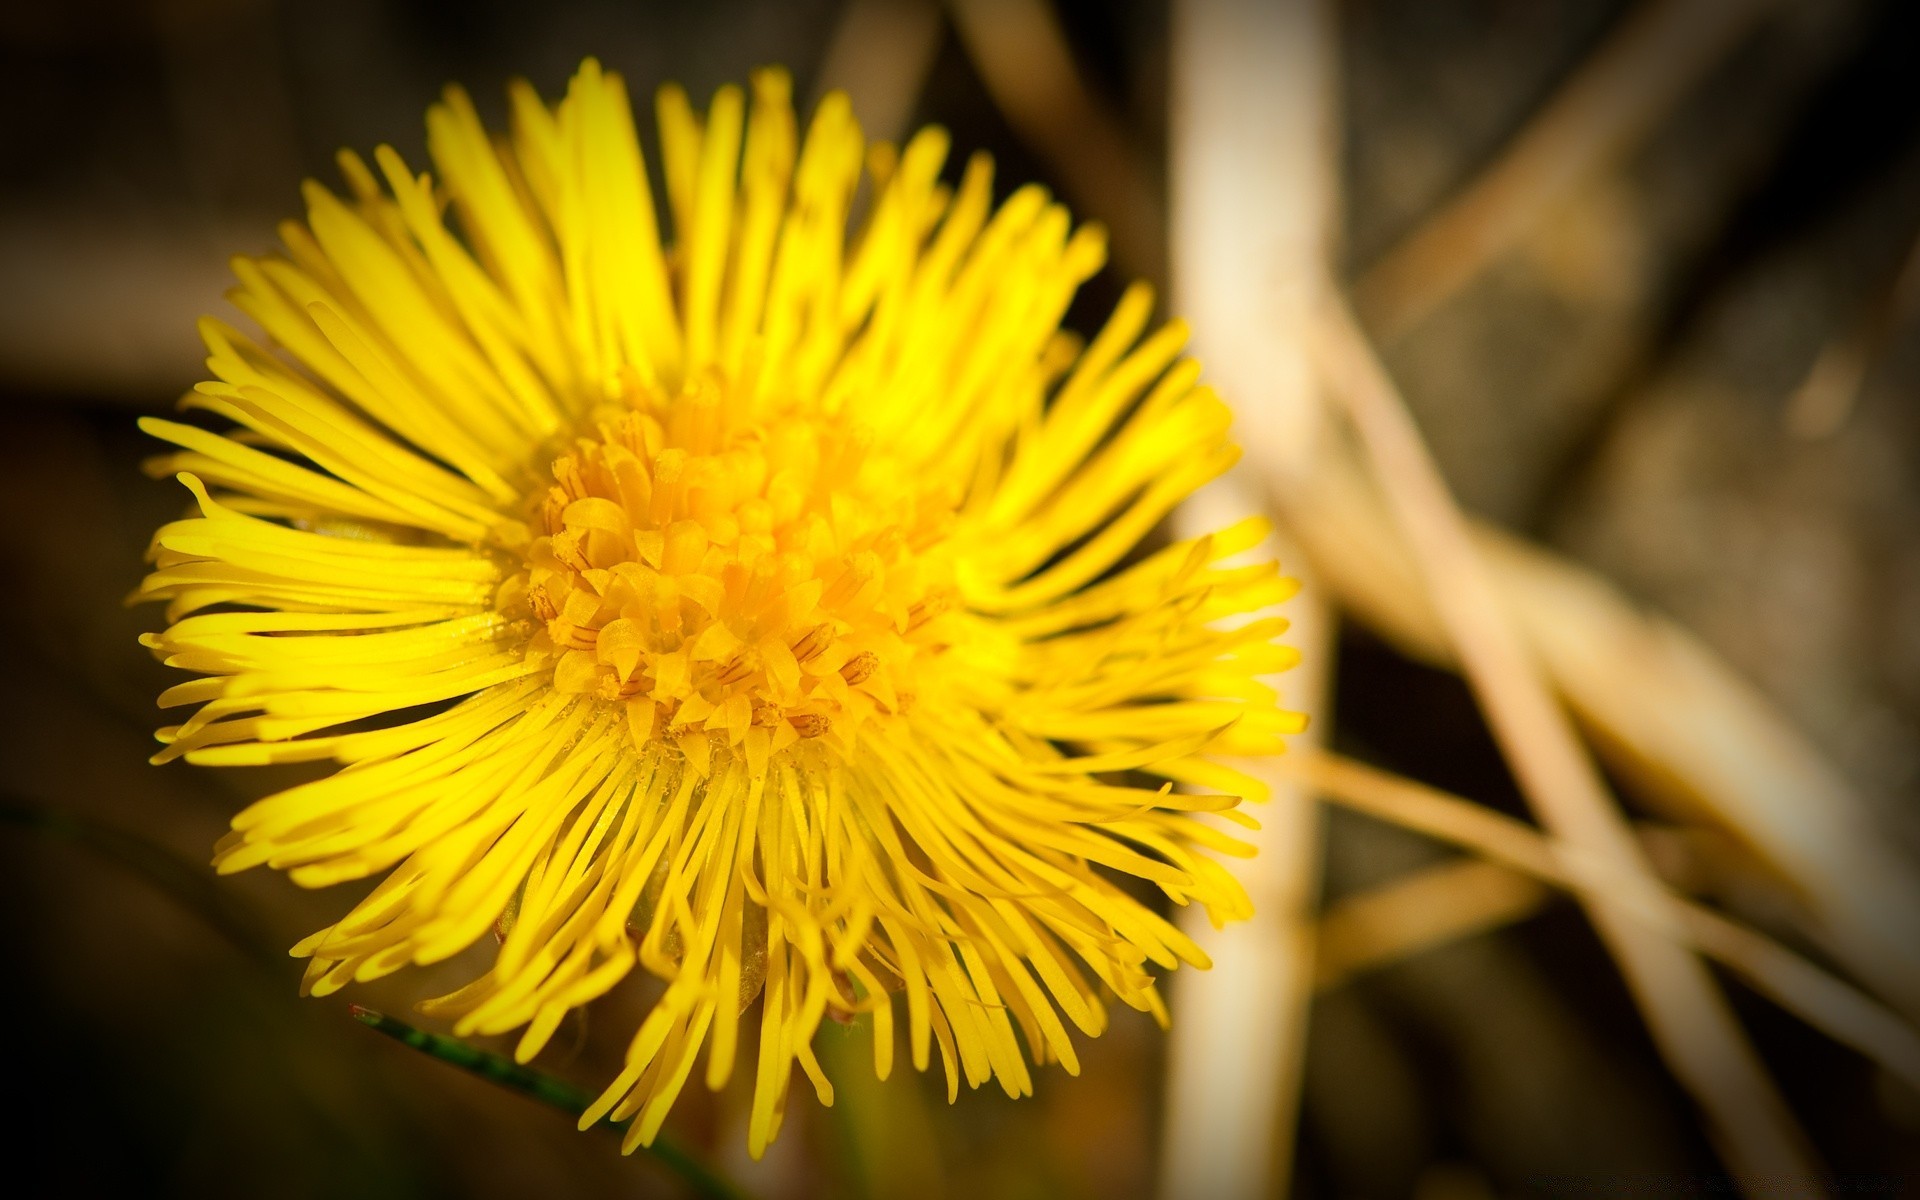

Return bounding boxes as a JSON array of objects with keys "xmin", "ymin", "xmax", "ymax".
[{"xmin": 510, "ymin": 367, "xmax": 958, "ymax": 775}]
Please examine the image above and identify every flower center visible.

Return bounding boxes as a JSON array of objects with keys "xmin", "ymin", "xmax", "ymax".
[{"xmin": 507, "ymin": 372, "xmax": 957, "ymax": 770}]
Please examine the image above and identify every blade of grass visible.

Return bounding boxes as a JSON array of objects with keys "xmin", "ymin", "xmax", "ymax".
[
  {"xmin": 349, "ymin": 1007, "xmax": 749, "ymax": 1200},
  {"xmin": 1317, "ymin": 299, "xmax": 1823, "ymax": 1186}
]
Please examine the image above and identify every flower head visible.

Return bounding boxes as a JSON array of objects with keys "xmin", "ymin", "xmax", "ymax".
[{"xmin": 138, "ymin": 59, "xmax": 1303, "ymax": 1155}]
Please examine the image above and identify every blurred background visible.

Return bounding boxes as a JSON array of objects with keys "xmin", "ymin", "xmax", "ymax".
[{"xmin": 3, "ymin": 0, "xmax": 1919, "ymax": 1196}]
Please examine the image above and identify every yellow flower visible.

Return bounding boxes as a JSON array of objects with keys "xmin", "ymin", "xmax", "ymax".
[{"xmin": 137, "ymin": 59, "xmax": 1303, "ymax": 1155}]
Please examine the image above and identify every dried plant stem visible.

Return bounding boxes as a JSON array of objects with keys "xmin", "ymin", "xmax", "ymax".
[
  {"xmin": 944, "ymin": 0, "xmax": 1165, "ymax": 281},
  {"xmin": 1317, "ymin": 301, "xmax": 1822, "ymax": 1185},
  {"xmin": 1354, "ymin": 0, "xmax": 1782, "ymax": 340},
  {"xmin": 1159, "ymin": 3, "xmax": 1339, "ymax": 1199},
  {"xmin": 1786, "ymin": 220, "xmax": 1920, "ymax": 439},
  {"xmin": 1270, "ymin": 444, "xmax": 1920, "ymax": 1024},
  {"xmin": 0, "ymin": 216, "xmax": 238, "ymax": 398},
  {"xmin": 812, "ymin": 0, "xmax": 944, "ymax": 149},
  {"xmin": 1162, "ymin": 484, "xmax": 1327, "ymax": 1200},
  {"xmin": 1313, "ymin": 857, "xmax": 1552, "ymax": 991},
  {"xmin": 1288, "ymin": 753, "xmax": 1920, "ymax": 1095}
]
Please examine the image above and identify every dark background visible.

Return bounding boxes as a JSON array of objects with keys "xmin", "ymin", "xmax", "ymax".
[{"xmin": 2, "ymin": 1, "xmax": 1917, "ymax": 1196}]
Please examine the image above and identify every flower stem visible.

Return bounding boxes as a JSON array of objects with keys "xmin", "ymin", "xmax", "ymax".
[{"xmin": 348, "ymin": 1006, "xmax": 749, "ymax": 1200}]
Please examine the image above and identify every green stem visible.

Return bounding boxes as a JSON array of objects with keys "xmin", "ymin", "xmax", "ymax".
[
  {"xmin": 4, "ymin": 797, "xmax": 748, "ymax": 1197},
  {"xmin": 349, "ymin": 1007, "xmax": 749, "ymax": 1200}
]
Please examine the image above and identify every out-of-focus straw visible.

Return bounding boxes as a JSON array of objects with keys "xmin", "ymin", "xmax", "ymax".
[
  {"xmin": 1312, "ymin": 858, "xmax": 1552, "ymax": 992},
  {"xmin": 1353, "ymin": 0, "xmax": 1788, "ymax": 340},
  {"xmin": 1786, "ymin": 222, "xmax": 1920, "ymax": 439},
  {"xmin": 1288, "ymin": 753, "xmax": 1920, "ymax": 1095},
  {"xmin": 1272, "ymin": 442, "xmax": 1920, "ymax": 1026},
  {"xmin": 931, "ymin": 0, "xmax": 1920, "ymax": 1191},
  {"xmin": 1317, "ymin": 302, "xmax": 1824, "ymax": 1185},
  {"xmin": 812, "ymin": 0, "xmax": 943, "ymax": 148},
  {"xmin": 946, "ymin": 0, "xmax": 1164, "ymax": 282},
  {"xmin": 1157, "ymin": 3, "xmax": 1340, "ymax": 1199}
]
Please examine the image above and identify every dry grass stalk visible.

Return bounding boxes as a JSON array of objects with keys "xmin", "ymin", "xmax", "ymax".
[
  {"xmin": 1270, "ymin": 443, "xmax": 1920, "ymax": 1023},
  {"xmin": 0, "ymin": 217, "xmax": 237, "ymax": 398},
  {"xmin": 1353, "ymin": 0, "xmax": 1784, "ymax": 340},
  {"xmin": 944, "ymin": 0, "xmax": 1165, "ymax": 281},
  {"xmin": 1316, "ymin": 301, "xmax": 1822, "ymax": 1184},
  {"xmin": 1157, "ymin": 2, "xmax": 1339, "ymax": 1198},
  {"xmin": 930, "ymin": 0, "xmax": 1918, "ymax": 1182},
  {"xmin": 1786, "ymin": 221, "xmax": 1920, "ymax": 438},
  {"xmin": 1313, "ymin": 857, "xmax": 1552, "ymax": 991},
  {"xmin": 1289, "ymin": 751, "xmax": 1920, "ymax": 1095},
  {"xmin": 812, "ymin": 0, "xmax": 945, "ymax": 149}
]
